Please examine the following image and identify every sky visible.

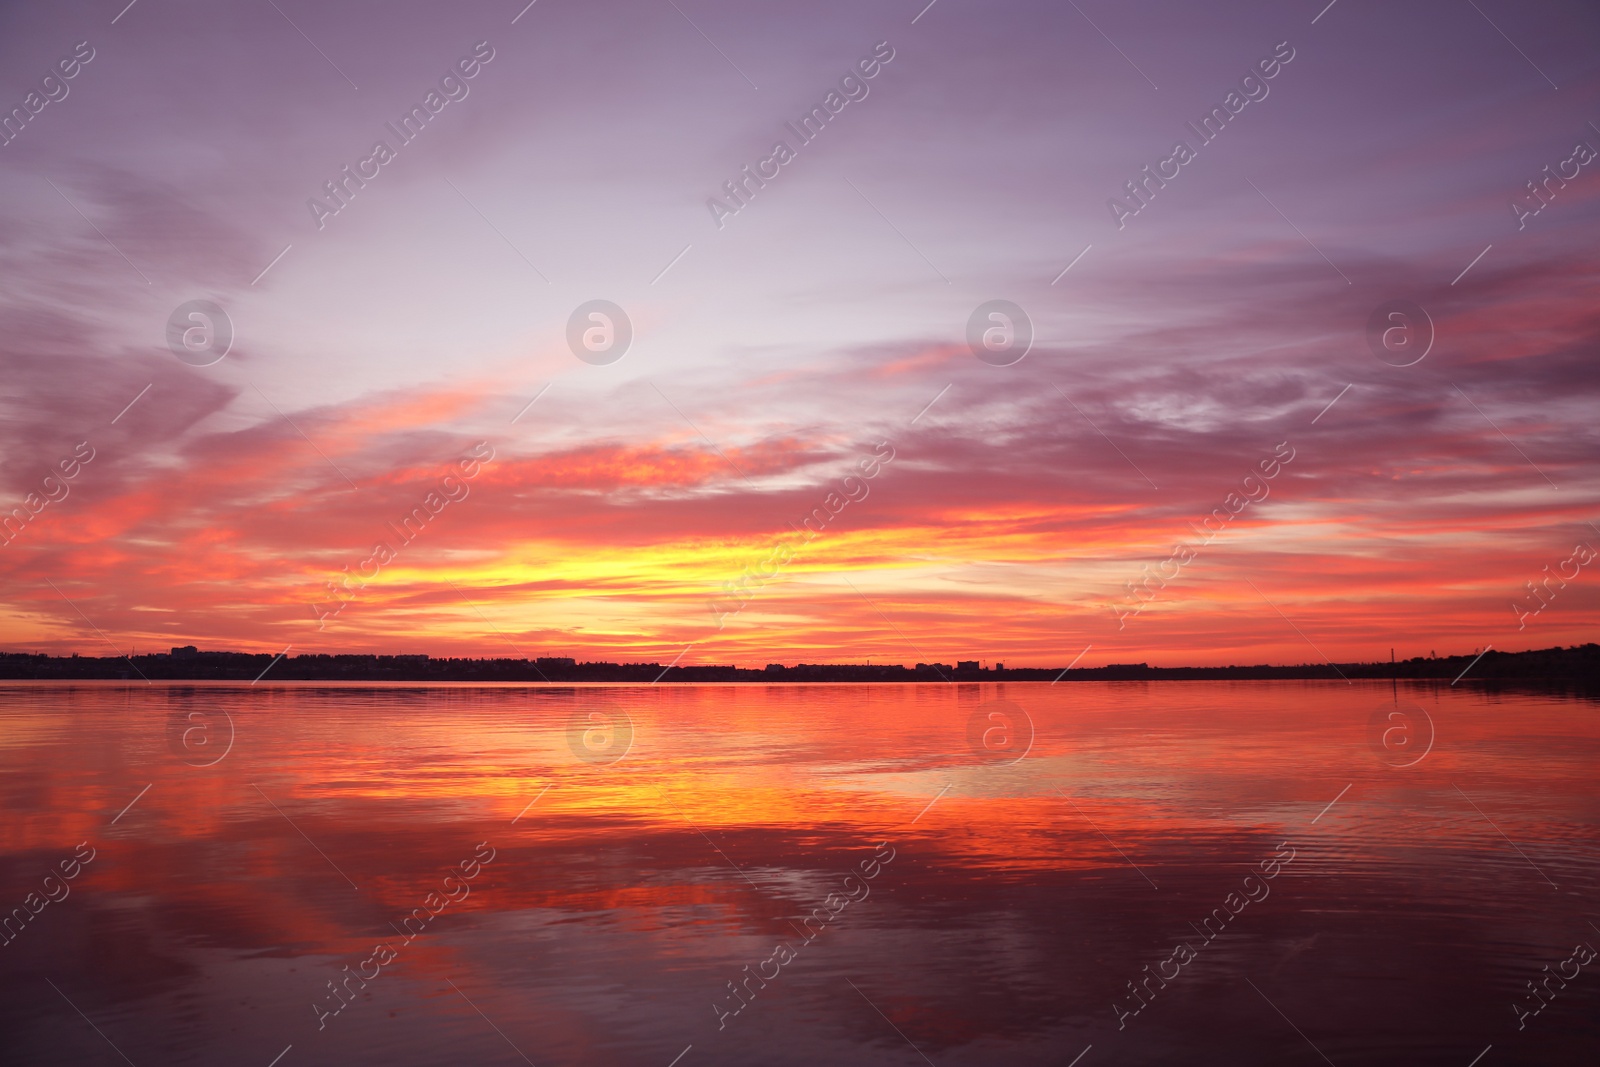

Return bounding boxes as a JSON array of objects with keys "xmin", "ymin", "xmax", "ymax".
[{"xmin": 1, "ymin": 0, "xmax": 1598, "ymax": 668}]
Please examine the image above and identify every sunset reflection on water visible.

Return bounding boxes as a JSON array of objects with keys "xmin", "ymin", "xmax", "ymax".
[{"xmin": 1, "ymin": 681, "xmax": 1597, "ymax": 1066}]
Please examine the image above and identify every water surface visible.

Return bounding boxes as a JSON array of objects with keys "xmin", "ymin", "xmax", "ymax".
[{"xmin": 1, "ymin": 681, "xmax": 1596, "ymax": 1065}]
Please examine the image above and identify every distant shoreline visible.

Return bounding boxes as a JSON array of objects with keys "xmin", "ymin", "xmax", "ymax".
[{"xmin": 1, "ymin": 644, "xmax": 1595, "ymax": 684}]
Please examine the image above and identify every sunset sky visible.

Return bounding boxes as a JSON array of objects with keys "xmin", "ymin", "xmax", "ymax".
[{"xmin": 2, "ymin": 0, "xmax": 1598, "ymax": 667}]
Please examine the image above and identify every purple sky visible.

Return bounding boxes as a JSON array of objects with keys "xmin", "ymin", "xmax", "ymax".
[{"xmin": 1, "ymin": 0, "xmax": 1598, "ymax": 665}]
